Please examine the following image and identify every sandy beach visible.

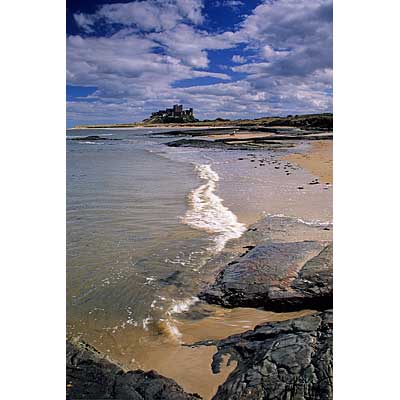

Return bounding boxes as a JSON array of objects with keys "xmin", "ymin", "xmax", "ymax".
[{"xmin": 284, "ymin": 140, "xmax": 333, "ymax": 184}]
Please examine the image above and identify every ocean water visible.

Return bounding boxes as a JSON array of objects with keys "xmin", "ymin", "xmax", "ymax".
[
  {"xmin": 67, "ymin": 128, "xmax": 332, "ymax": 398},
  {"xmin": 67, "ymin": 129, "xmax": 223, "ymax": 334}
]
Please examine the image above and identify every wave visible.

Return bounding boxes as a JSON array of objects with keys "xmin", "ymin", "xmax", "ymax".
[{"xmin": 183, "ymin": 164, "xmax": 246, "ymax": 252}]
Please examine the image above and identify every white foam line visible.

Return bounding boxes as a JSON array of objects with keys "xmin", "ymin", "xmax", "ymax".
[
  {"xmin": 183, "ymin": 164, "xmax": 246, "ymax": 252},
  {"xmin": 264, "ymin": 212, "xmax": 332, "ymax": 226}
]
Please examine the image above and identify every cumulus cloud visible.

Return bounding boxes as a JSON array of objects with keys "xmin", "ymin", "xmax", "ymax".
[
  {"xmin": 67, "ymin": 32, "xmax": 230, "ymax": 100},
  {"xmin": 74, "ymin": 0, "xmax": 204, "ymax": 33},
  {"xmin": 148, "ymin": 24, "xmax": 240, "ymax": 68},
  {"xmin": 238, "ymin": 0, "xmax": 332, "ymax": 77},
  {"xmin": 67, "ymin": 0, "xmax": 332, "ymax": 125}
]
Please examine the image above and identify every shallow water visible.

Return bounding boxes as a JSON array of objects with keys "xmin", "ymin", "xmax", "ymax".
[
  {"xmin": 67, "ymin": 129, "xmax": 223, "ymax": 334},
  {"xmin": 67, "ymin": 128, "xmax": 332, "ymax": 398}
]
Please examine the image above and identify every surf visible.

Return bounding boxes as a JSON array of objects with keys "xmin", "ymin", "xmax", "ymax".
[{"xmin": 183, "ymin": 164, "xmax": 246, "ymax": 252}]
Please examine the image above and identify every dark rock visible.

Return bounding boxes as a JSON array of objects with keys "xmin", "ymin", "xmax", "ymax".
[
  {"xmin": 66, "ymin": 340, "xmax": 201, "ymax": 399},
  {"xmin": 214, "ymin": 135, "xmax": 332, "ymax": 142},
  {"xmin": 200, "ymin": 241, "xmax": 332, "ymax": 311},
  {"xmin": 160, "ymin": 270, "xmax": 183, "ymax": 287},
  {"xmin": 192, "ymin": 310, "xmax": 333, "ymax": 400},
  {"xmin": 165, "ymin": 139, "xmax": 293, "ymax": 151},
  {"xmin": 68, "ymin": 135, "xmax": 120, "ymax": 141},
  {"xmin": 298, "ymin": 186, "xmax": 304, "ymax": 189},
  {"xmin": 198, "ymin": 216, "xmax": 332, "ymax": 295},
  {"xmin": 165, "ymin": 139, "xmax": 230, "ymax": 149}
]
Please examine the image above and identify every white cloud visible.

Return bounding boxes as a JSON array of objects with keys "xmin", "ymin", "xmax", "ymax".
[
  {"xmin": 67, "ymin": 30, "xmax": 231, "ymax": 106},
  {"xmin": 237, "ymin": 0, "xmax": 332, "ymax": 76},
  {"xmin": 148, "ymin": 24, "xmax": 240, "ymax": 68},
  {"xmin": 261, "ymin": 44, "xmax": 290, "ymax": 60},
  {"xmin": 74, "ymin": 0, "xmax": 204, "ymax": 33},
  {"xmin": 232, "ymin": 55, "xmax": 245, "ymax": 63}
]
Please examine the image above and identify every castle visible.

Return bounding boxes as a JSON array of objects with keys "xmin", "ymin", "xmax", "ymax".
[{"xmin": 147, "ymin": 104, "xmax": 197, "ymax": 123}]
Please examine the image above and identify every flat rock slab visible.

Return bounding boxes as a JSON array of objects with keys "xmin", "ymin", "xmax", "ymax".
[
  {"xmin": 67, "ymin": 135, "xmax": 121, "ymax": 141},
  {"xmin": 200, "ymin": 241, "xmax": 332, "ymax": 311},
  {"xmin": 189, "ymin": 310, "xmax": 332, "ymax": 400},
  {"xmin": 66, "ymin": 340, "xmax": 201, "ymax": 399},
  {"xmin": 165, "ymin": 138, "xmax": 293, "ymax": 150},
  {"xmin": 199, "ymin": 215, "xmax": 332, "ymax": 280}
]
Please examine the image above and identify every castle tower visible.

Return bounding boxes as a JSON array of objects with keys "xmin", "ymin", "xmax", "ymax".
[{"xmin": 173, "ymin": 104, "xmax": 183, "ymax": 117}]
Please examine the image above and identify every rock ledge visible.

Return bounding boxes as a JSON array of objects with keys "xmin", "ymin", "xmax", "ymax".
[{"xmin": 66, "ymin": 340, "xmax": 201, "ymax": 399}]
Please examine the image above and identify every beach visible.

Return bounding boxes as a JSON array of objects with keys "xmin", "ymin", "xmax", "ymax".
[
  {"xmin": 67, "ymin": 127, "xmax": 332, "ymax": 399},
  {"xmin": 284, "ymin": 140, "xmax": 333, "ymax": 184}
]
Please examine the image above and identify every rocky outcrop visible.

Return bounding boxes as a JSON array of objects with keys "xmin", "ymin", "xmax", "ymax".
[
  {"xmin": 189, "ymin": 310, "xmax": 333, "ymax": 400},
  {"xmin": 67, "ymin": 135, "xmax": 121, "ymax": 141},
  {"xmin": 194, "ymin": 216, "xmax": 333, "ymax": 398},
  {"xmin": 198, "ymin": 215, "xmax": 332, "ymax": 312},
  {"xmin": 200, "ymin": 241, "xmax": 332, "ymax": 312},
  {"xmin": 165, "ymin": 139, "xmax": 293, "ymax": 150},
  {"xmin": 66, "ymin": 340, "xmax": 201, "ymax": 399}
]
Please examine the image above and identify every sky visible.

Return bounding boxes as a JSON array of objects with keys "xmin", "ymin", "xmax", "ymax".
[{"xmin": 66, "ymin": 0, "xmax": 332, "ymax": 127}]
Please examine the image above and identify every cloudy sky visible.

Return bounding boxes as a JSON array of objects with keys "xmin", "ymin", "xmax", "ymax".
[{"xmin": 66, "ymin": 0, "xmax": 332, "ymax": 127}]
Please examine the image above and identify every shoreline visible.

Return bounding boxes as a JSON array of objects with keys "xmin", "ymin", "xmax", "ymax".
[
  {"xmin": 283, "ymin": 140, "xmax": 333, "ymax": 184},
  {"xmin": 67, "ymin": 125, "xmax": 237, "ymax": 131},
  {"xmin": 67, "ymin": 132, "xmax": 333, "ymax": 399}
]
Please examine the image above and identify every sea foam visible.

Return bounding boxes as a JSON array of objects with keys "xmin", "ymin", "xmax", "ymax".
[
  {"xmin": 183, "ymin": 164, "xmax": 246, "ymax": 252},
  {"xmin": 168, "ymin": 296, "xmax": 199, "ymax": 315}
]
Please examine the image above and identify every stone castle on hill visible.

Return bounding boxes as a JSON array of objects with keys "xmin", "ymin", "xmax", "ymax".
[{"xmin": 145, "ymin": 104, "xmax": 198, "ymax": 123}]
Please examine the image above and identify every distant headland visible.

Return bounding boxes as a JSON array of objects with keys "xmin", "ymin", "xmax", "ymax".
[{"xmin": 72, "ymin": 109, "xmax": 332, "ymax": 131}]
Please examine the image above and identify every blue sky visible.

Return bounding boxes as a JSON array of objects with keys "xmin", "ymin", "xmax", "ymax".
[{"xmin": 66, "ymin": 0, "xmax": 332, "ymax": 127}]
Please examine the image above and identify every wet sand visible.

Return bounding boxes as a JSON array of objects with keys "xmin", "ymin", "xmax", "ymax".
[
  {"xmin": 210, "ymin": 144, "xmax": 333, "ymax": 227},
  {"xmin": 283, "ymin": 140, "xmax": 333, "ymax": 183}
]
